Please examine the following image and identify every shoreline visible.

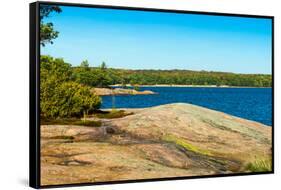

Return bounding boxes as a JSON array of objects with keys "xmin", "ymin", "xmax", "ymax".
[
  {"xmin": 91, "ymin": 87, "xmax": 156, "ymax": 96},
  {"xmin": 110, "ymin": 84, "xmax": 272, "ymax": 88}
]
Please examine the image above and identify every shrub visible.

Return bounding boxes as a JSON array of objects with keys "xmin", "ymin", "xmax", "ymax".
[{"xmin": 40, "ymin": 55, "xmax": 101, "ymax": 118}]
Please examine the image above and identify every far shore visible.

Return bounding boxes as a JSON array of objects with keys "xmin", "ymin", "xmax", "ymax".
[
  {"xmin": 110, "ymin": 84, "xmax": 272, "ymax": 88},
  {"xmin": 91, "ymin": 87, "xmax": 156, "ymax": 96}
]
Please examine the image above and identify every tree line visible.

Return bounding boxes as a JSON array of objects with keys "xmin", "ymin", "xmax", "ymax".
[{"xmin": 73, "ymin": 61, "xmax": 272, "ymax": 88}]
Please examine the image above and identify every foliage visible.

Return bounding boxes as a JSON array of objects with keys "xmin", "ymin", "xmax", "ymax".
[
  {"xmin": 40, "ymin": 4, "xmax": 62, "ymax": 19},
  {"xmin": 40, "ymin": 55, "xmax": 72, "ymax": 83},
  {"xmin": 133, "ymin": 85, "xmax": 140, "ymax": 91},
  {"xmin": 80, "ymin": 60, "xmax": 90, "ymax": 69},
  {"xmin": 72, "ymin": 67, "xmax": 272, "ymax": 88},
  {"xmin": 73, "ymin": 61, "xmax": 111, "ymax": 87},
  {"xmin": 40, "ymin": 55, "xmax": 101, "ymax": 118},
  {"xmin": 246, "ymin": 159, "xmax": 272, "ymax": 172},
  {"xmin": 40, "ymin": 5, "xmax": 62, "ymax": 46},
  {"xmin": 122, "ymin": 70, "xmax": 272, "ymax": 87},
  {"xmin": 100, "ymin": 61, "xmax": 107, "ymax": 70}
]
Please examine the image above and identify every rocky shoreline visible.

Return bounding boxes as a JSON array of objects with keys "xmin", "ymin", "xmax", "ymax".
[
  {"xmin": 41, "ymin": 103, "xmax": 272, "ymax": 185},
  {"xmin": 91, "ymin": 87, "xmax": 156, "ymax": 96}
]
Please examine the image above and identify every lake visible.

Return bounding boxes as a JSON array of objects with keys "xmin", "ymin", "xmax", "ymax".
[{"xmin": 101, "ymin": 87, "xmax": 272, "ymax": 126}]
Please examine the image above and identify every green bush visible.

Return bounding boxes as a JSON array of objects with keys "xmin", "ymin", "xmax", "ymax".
[{"xmin": 40, "ymin": 55, "xmax": 101, "ymax": 118}]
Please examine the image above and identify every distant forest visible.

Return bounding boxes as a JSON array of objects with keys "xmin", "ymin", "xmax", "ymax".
[{"xmin": 72, "ymin": 60, "xmax": 272, "ymax": 87}]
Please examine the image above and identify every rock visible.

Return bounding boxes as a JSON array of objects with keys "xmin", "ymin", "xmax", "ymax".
[
  {"xmin": 41, "ymin": 125, "xmax": 106, "ymax": 143},
  {"xmin": 91, "ymin": 87, "xmax": 156, "ymax": 96},
  {"xmin": 41, "ymin": 103, "xmax": 272, "ymax": 185}
]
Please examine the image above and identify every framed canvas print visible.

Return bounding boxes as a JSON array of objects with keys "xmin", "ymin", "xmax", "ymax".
[{"xmin": 29, "ymin": 1, "xmax": 274, "ymax": 188}]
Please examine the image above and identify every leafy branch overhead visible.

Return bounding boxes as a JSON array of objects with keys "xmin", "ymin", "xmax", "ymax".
[{"xmin": 40, "ymin": 5, "xmax": 62, "ymax": 46}]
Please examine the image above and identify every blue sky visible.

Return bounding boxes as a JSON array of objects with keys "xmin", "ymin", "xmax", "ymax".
[{"xmin": 41, "ymin": 5, "xmax": 272, "ymax": 74}]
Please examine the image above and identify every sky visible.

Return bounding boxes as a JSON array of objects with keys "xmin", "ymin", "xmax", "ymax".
[{"xmin": 41, "ymin": 5, "xmax": 272, "ymax": 74}]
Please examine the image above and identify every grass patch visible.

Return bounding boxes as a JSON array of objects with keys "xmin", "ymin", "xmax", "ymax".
[
  {"xmin": 163, "ymin": 135, "xmax": 213, "ymax": 156},
  {"xmin": 245, "ymin": 159, "xmax": 272, "ymax": 172},
  {"xmin": 94, "ymin": 110, "xmax": 133, "ymax": 119},
  {"xmin": 41, "ymin": 118, "xmax": 102, "ymax": 127}
]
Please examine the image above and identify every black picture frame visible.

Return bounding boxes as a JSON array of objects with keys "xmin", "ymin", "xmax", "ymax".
[{"xmin": 30, "ymin": 1, "xmax": 274, "ymax": 189}]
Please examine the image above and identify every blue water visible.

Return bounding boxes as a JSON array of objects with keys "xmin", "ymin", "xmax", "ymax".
[{"xmin": 101, "ymin": 87, "xmax": 272, "ymax": 126}]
